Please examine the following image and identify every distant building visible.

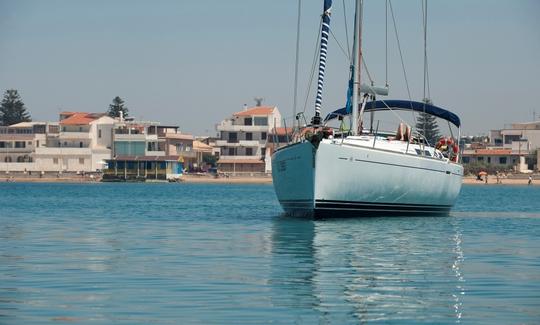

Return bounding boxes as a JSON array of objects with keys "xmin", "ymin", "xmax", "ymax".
[
  {"xmin": 462, "ymin": 120, "xmax": 540, "ymax": 172},
  {"xmin": 216, "ymin": 105, "xmax": 281, "ymax": 174},
  {"xmin": 112, "ymin": 120, "xmax": 163, "ymax": 158},
  {"xmin": 34, "ymin": 112, "xmax": 115, "ymax": 172},
  {"xmin": 265, "ymin": 127, "xmax": 293, "ymax": 172},
  {"xmin": 0, "ymin": 112, "xmax": 115, "ymax": 172},
  {"xmin": 164, "ymin": 133, "xmax": 196, "ymax": 169},
  {"xmin": 0, "ymin": 122, "xmax": 53, "ymax": 164}
]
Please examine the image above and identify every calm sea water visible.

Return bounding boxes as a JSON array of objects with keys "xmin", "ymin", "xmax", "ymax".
[{"xmin": 1, "ymin": 183, "xmax": 539, "ymax": 324}]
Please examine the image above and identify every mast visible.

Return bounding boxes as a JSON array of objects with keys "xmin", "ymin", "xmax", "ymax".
[
  {"xmin": 313, "ymin": 0, "xmax": 332, "ymax": 126},
  {"xmin": 351, "ymin": 0, "xmax": 362, "ymax": 135}
]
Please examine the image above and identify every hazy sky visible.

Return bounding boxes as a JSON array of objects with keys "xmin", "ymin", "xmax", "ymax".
[{"xmin": 1, "ymin": 0, "xmax": 539, "ymax": 136}]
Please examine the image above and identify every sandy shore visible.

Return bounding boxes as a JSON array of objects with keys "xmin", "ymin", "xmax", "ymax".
[
  {"xmin": 2, "ymin": 175, "xmax": 537, "ymax": 185},
  {"xmin": 181, "ymin": 175, "xmax": 273, "ymax": 184},
  {"xmin": 462, "ymin": 176, "xmax": 537, "ymax": 185}
]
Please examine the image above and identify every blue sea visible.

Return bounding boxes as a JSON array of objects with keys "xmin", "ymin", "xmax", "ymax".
[{"xmin": 1, "ymin": 183, "xmax": 539, "ymax": 324}]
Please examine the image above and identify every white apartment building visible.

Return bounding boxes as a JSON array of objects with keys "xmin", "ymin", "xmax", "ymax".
[
  {"xmin": 34, "ymin": 112, "xmax": 116, "ymax": 172},
  {"xmin": 0, "ymin": 112, "xmax": 116, "ymax": 173},
  {"xmin": 0, "ymin": 122, "xmax": 54, "ymax": 166},
  {"xmin": 216, "ymin": 105, "xmax": 281, "ymax": 173}
]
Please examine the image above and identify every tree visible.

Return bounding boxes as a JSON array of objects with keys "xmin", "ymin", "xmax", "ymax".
[
  {"xmin": 203, "ymin": 154, "xmax": 217, "ymax": 167},
  {"xmin": 0, "ymin": 89, "xmax": 31, "ymax": 126},
  {"xmin": 415, "ymin": 99, "xmax": 440, "ymax": 146},
  {"xmin": 107, "ymin": 96, "xmax": 129, "ymax": 118}
]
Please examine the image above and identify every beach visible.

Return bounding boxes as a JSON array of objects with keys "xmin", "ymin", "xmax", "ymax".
[{"xmin": 2, "ymin": 174, "xmax": 537, "ymax": 185}]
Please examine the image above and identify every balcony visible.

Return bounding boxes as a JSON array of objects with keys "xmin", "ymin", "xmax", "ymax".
[
  {"xmin": 0, "ymin": 147, "xmax": 33, "ymax": 153},
  {"xmin": 146, "ymin": 150, "xmax": 165, "ymax": 157},
  {"xmin": 215, "ymin": 140, "xmax": 264, "ymax": 147},
  {"xmin": 34, "ymin": 147, "xmax": 92, "ymax": 156},
  {"xmin": 59, "ymin": 132, "xmax": 91, "ymax": 139},
  {"xmin": 216, "ymin": 124, "xmax": 269, "ymax": 132},
  {"xmin": 239, "ymin": 140, "xmax": 263, "ymax": 146},
  {"xmin": 218, "ymin": 155, "xmax": 264, "ymax": 160},
  {"xmin": 114, "ymin": 133, "xmax": 156, "ymax": 141}
]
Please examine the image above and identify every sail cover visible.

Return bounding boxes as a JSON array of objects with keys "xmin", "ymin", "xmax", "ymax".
[
  {"xmin": 314, "ymin": 0, "xmax": 332, "ymax": 121},
  {"xmin": 323, "ymin": 100, "xmax": 461, "ymax": 127}
]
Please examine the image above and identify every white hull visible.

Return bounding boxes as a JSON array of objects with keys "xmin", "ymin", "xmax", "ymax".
[{"xmin": 271, "ymin": 138, "xmax": 463, "ymax": 217}]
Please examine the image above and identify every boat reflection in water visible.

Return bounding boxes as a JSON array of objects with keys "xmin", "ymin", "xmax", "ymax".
[{"xmin": 271, "ymin": 215, "xmax": 465, "ymax": 323}]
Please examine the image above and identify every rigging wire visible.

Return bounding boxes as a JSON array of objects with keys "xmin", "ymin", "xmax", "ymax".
[
  {"xmin": 421, "ymin": 0, "xmax": 431, "ymax": 100},
  {"xmin": 421, "ymin": 0, "xmax": 428, "ymax": 142},
  {"xmin": 330, "ymin": 29, "xmax": 351, "ymax": 62},
  {"xmin": 342, "ymin": 0, "xmax": 351, "ymax": 58},
  {"xmin": 361, "ymin": 56, "xmax": 374, "ymax": 85},
  {"xmin": 388, "ymin": 0, "xmax": 417, "ymax": 127},
  {"xmin": 388, "ymin": 0, "xmax": 412, "ymax": 103},
  {"xmin": 292, "ymin": 0, "xmax": 302, "ymax": 131},
  {"xmin": 385, "ymin": 0, "xmax": 388, "ymax": 86}
]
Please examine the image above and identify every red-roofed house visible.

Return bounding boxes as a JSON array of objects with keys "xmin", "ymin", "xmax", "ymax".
[
  {"xmin": 33, "ymin": 112, "xmax": 116, "ymax": 171},
  {"xmin": 216, "ymin": 104, "xmax": 281, "ymax": 173}
]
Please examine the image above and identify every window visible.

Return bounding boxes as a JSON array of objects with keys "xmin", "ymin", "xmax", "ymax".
[
  {"xmin": 462, "ymin": 157, "xmax": 470, "ymax": 163},
  {"xmin": 487, "ymin": 157, "xmax": 491, "ymax": 163},
  {"xmin": 36, "ymin": 140, "xmax": 40, "ymax": 147},
  {"xmin": 79, "ymin": 158, "xmax": 85, "ymax": 164},
  {"xmin": 244, "ymin": 118, "xmax": 252, "ymax": 126},
  {"xmin": 254, "ymin": 117, "xmax": 268, "ymax": 126},
  {"xmin": 246, "ymin": 148, "xmax": 253, "ymax": 156},
  {"xmin": 228, "ymin": 132, "xmax": 238, "ymax": 143},
  {"xmin": 4, "ymin": 157, "xmax": 12, "ymax": 163},
  {"xmin": 228, "ymin": 148, "xmax": 235, "ymax": 156},
  {"xmin": 28, "ymin": 141, "xmax": 32, "ymax": 145},
  {"xmin": 79, "ymin": 142, "xmax": 83, "ymax": 148},
  {"xmin": 261, "ymin": 132, "xmax": 267, "ymax": 140},
  {"xmin": 246, "ymin": 132, "xmax": 252, "ymax": 141},
  {"xmin": 79, "ymin": 126, "xmax": 83, "ymax": 132},
  {"xmin": 415, "ymin": 149, "xmax": 423, "ymax": 155},
  {"xmin": 499, "ymin": 157, "xmax": 507, "ymax": 164},
  {"xmin": 504, "ymin": 135, "xmax": 520, "ymax": 144},
  {"xmin": 53, "ymin": 158, "xmax": 59, "ymax": 164},
  {"xmin": 98, "ymin": 129, "xmax": 102, "ymax": 138},
  {"xmin": 15, "ymin": 141, "xmax": 26, "ymax": 148},
  {"xmin": 424, "ymin": 150, "xmax": 431, "ymax": 157},
  {"xmin": 477, "ymin": 156, "xmax": 484, "ymax": 162}
]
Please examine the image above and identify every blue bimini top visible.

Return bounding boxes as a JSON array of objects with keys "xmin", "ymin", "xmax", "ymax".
[{"xmin": 324, "ymin": 100, "xmax": 461, "ymax": 127}]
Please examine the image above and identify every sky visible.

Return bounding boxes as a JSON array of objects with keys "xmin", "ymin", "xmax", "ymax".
[{"xmin": 1, "ymin": 0, "xmax": 539, "ymax": 136}]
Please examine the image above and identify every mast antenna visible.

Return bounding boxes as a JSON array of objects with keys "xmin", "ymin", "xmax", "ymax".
[{"xmin": 254, "ymin": 97, "xmax": 264, "ymax": 106}]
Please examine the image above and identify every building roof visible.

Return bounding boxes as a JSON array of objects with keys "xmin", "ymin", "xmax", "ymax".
[
  {"xmin": 464, "ymin": 149, "xmax": 513, "ymax": 156},
  {"xmin": 59, "ymin": 112, "xmax": 107, "ymax": 125},
  {"xmin": 217, "ymin": 158, "xmax": 264, "ymax": 164},
  {"xmin": 270, "ymin": 127, "xmax": 293, "ymax": 136},
  {"xmin": 233, "ymin": 106, "xmax": 275, "ymax": 117},
  {"xmin": 9, "ymin": 122, "xmax": 47, "ymax": 128},
  {"xmin": 165, "ymin": 133, "xmax": 194, "ymax": 140},
  {"xmin": 193, "ymin": 140, "xmax": 213, "ymax": 152}
]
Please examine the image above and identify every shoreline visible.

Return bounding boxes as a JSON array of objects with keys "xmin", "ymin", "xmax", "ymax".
[{"xmin": 1, "ymin": 175, "xmax": 536, "ymax": 185}]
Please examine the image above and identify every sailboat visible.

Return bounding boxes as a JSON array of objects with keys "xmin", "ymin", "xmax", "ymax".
[{"xmin": 271, "ymin": 0, "xmax": 463, "ymax": 217}]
